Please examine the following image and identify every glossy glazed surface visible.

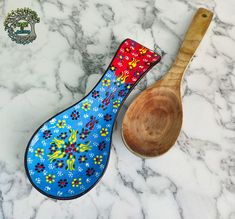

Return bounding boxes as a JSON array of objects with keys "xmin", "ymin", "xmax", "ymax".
[{"xmin": 25, "ymin": 39, "xmax": 161, "ymax": 199}]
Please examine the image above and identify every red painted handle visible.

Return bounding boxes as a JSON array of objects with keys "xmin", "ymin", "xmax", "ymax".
[{"xmin": 109, "ymin": 39, "xmax": 161, "ymax": 85}]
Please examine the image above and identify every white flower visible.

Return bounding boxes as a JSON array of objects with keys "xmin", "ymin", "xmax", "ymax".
[
  {"xmin": 98, "ymin": 113, "xmax": 103, "ymax": 118},
  {"xmin": 78, "ymin": 167, "xmax": 83, "ymax": 172},
  {"xmin": 68, "ymin": 189, "xmax": 74, "ymax": 194},
  {"xmin": 93, "ymin": 107, "xmax": 98, "ymax": 112},
  {"xmin": 29, "ymin": 170, "xmax": 34, "ymax": 175},
  {"xmin": 35, "ymin": 178, "xmax": 41, "ymax": 184},
  {"xmin": 27, "ymin": 157, "xmax": 33, "ymax": 164},
  {"xmin": 45, "ymin": 186, "xmax": 51, "ymax": 191},
  {"xmin": 86, "ymin": 178, "xmax": 91, "ymax": 183},
  {"xmin": 54, "ymin": 129, "xmax": 59, "ymax": 133},
  {"xmin": 57, "ymin": 171, "xmax": 63, "ymax": 176},
  {"xmin": 74, "ymin": 105, "xmax": 80, "ymax": 109},
  {"xmin": 97, "ymin": 97, "xmax": 103, "ymax": 102},
  {"xmin": 100, "ymin": 87, "xmax": 105, "ymax": 92},
  {"xmin": 40, "ymin": 157, "xmax": 45, "ymax": 162},
  {"xmin": 49, "ymin": 118, "xmax": 56, "ymax": 124},
  {"xmin": 66, "ymin": 125, "xmax": 72, "ymax": 129},
  {"xmin": 84, "ymin": 114, "xmax": 89, "ymax": 118},
  {"xmin": 78, "ymin": 121, "xmax": 83, "ymax": 126},
  {"xmin": 68, "ymin": 172, "xmax": 73, "ymax": 178},
  {"xmin": 117, "ymin": 62, "xmax": 123, "ymax": 67},
  {"xmin": 63, "ymin": 114, "xmax": 68, "ymax": 119},
  {"xmin": 57, "ymin": 191, "xmax": 63, "ymax": 196},
  {"xmin": 93, "ymin": 134, "xmax": 98, "ymax": 139},
  {"xmin": 48, "ymin": 164, "xmax": 54, "ymax": 170},
  {"xmin": 111, "ymin": 87, "xmax": 116, "ymax": 92},
  {"xmin": 85, "ymin": 163, "xmax": 90, "ymax": 167}
]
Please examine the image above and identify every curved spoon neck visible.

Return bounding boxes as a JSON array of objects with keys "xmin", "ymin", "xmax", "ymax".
[{"xmin": 153, "ymin": 68, "xmax": 184, "ymax": 91}]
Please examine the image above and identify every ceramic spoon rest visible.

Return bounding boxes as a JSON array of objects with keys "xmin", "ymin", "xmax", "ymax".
[{"xmin": 25, "ymin": 38, "xmax": 161, "ymax": 200}]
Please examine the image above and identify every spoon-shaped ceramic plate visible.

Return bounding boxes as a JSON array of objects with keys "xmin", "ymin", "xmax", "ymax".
[{"xmin": 24, "ymin": 38, "xmax": 161, "ymax": 200}]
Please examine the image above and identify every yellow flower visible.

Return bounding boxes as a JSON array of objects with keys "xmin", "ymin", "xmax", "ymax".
[
  {"xmin": 110, "ymin": 66, "xmax": 116, "ymax": 71},
  {"xmin": 72, "ymin": 178, "xmax": 82, "ymax": 187},
  {"xmin": 126, "ymin": 84, "xmax": 131, "ymax": 90},
  {"xmin": 119, "ymin": 55, "xmax": 124, "ymax": 60},
  {"xmin": 35, "ymin": 148, "xmax": 44, "ymax": 158},
  {"xmin": 94, "ymin": 155, "xmax": 103, "ymax": 165},
  {"xmin": 82, "ymin": 102, "xmax": 91, "ymax": 111},
  {"xmin": 100, "ymin": 128, "xmax": 108, "ymax": 136},
  {"xmin": 102, "ymin": 78, "xmax": 110, "ymax": 87},
  {"xmin": 56, "ymin": 119, "xmax": 66, "ymax": 128},
  {"xmin": 46, "ymin": 174, "xmax": 55, "ymax": 183},
  {"xmin": 113, "ymin": 100, "xmax": 120, "ymax": 108}
]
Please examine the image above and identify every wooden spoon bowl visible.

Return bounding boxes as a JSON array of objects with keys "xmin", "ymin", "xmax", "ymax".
[
  {"xmin": 122, "ymin": 87, "xmax": 182, "ymax": 157},
  {"xmin": 122, "ymin": 8, "xmax": 213, "ymax": 157}
]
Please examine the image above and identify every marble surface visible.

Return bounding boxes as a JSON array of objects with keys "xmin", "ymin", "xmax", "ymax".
[{"xmin": 0, "ymin": 0, "xmax": 235, "ymax": 218}]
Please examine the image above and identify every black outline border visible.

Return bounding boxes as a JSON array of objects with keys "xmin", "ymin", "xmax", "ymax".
[{"xmin": 24, "ymin": 38, "xmax": 161, "ymax": 200}]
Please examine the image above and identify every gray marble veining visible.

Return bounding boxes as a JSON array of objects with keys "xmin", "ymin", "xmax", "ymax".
[{"xmin": 0, "ymin": 0, "xmax": 235, "ymax": 218}]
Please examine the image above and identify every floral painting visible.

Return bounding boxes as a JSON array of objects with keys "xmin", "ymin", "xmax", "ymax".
[{"xmin": 25, "ymin": 39, "xmax": 161, "ymax": 199}]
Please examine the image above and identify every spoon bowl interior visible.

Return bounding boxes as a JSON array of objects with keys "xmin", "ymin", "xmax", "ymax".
[{"xmin": 122, "ymin": 87, "xmax": 182, "ymax": 157}]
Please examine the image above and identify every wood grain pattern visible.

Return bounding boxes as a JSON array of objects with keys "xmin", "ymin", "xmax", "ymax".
[{"xmin": 122, "ymin": 8, "xmax": 213, "ymax": 157}]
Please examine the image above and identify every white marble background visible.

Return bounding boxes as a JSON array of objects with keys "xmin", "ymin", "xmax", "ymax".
[{"xmin": 0, "ymin": 0, "xmax": 235, "ymax": 218}]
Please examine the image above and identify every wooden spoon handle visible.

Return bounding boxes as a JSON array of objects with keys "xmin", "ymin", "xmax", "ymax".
[{"xmin": 158, "ymin": 8, "xmax": 213, "ymax": 89}]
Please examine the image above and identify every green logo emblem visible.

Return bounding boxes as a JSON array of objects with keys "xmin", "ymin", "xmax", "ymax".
[{"xmin": 4, "ymin": 8, "xmax": 40, "ymax": 45}]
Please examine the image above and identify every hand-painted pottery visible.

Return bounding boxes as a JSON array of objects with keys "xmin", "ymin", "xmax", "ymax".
[{"xmin": 24, "ymin": 39, "xmax": 161, "ymax": 200}]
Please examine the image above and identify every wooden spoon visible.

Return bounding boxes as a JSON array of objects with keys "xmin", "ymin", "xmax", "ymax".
[{"xmin": 122, "ymin": 8, "xmax": 213, "ymax": 157}]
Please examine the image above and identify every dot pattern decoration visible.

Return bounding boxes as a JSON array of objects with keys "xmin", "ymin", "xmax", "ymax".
[{"xmin": 25, "ymin": 38, "xmax": 161, "ymax": 199}]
